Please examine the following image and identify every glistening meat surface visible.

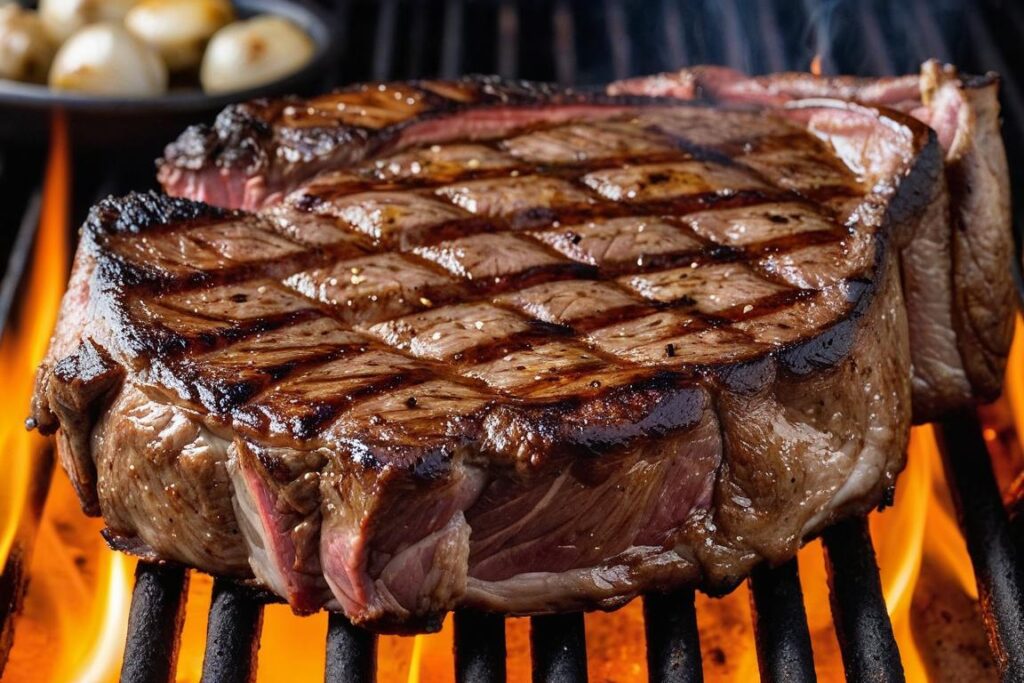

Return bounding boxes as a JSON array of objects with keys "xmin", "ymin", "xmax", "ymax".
[{"xmin": 32, "ymin": 78, "xmax": 998, "ymax": 631}]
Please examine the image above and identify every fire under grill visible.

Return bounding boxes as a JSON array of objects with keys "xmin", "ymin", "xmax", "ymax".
[{"xmin": 2, "ymin": 1, "xmax": 1024, "ymax": 681}]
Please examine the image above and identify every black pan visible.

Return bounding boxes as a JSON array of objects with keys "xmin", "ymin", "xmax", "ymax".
[{"xmin": 0, "ymin": 0, "xmax": 334, "ymax": 147}]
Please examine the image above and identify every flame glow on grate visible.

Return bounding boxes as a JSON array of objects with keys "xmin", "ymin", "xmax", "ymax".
[{"xmin": 0, "ymin": 116, "xmax": 1018, "ymax": 682}]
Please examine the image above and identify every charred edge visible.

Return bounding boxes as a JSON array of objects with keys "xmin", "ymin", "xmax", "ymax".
[
  {"xmin": 157, "ymin": 72, "xmax": 758, "ymax": 184},
  {"xmin": 84, "ymin": 190, "xmax": 234, "ymax": 237}
]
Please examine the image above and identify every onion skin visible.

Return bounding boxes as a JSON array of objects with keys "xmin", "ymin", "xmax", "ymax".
[
  {"xmin": 200, "ymin": 15, "xmax": 314, "ymax": 94},
  {"xmin": 48, "ymin": 22, "xmax": 168, "ymax": 96},
  {"xmin": 125, "ymin": 0, "xmax": 233, "ymax": 72},
  {"xmin": 0, "ymin": 5, "xmax": 56, "ymax": 83}
]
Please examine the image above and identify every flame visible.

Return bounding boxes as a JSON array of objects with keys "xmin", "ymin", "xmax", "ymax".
[
  {"xmin": 810, "ymin": 54, "xmax": 823, "ymax": 76},
  {"xmin": 1, "ymin": 113, "xmax": 135, "ymax": 683},
  {"xmin": 0, "ymin": 110, "xmax": 69, "ymax": 571}
]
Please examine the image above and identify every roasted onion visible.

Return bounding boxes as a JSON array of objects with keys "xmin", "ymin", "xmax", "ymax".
[
  {"xmin": 49, "ymin": 22, "xmax": 167, "ymax": 96},
  {"xmin": 125, "ymin": 0, "xmax": 233, "ymax": 71},
  {"xmin": 200, "ymin": 15, "xmax": 313, "ymax": 93},
  {"xmin": 0, "ymin": 5, "xmax": 55, "ymax": 83}
]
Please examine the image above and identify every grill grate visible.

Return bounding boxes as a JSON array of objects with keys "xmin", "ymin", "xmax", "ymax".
[{"xmin": 1, "ymin": 1, "xmax": 1023, "ymax": 682}]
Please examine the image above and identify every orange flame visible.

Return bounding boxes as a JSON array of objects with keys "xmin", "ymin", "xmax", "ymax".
[
  {"xmin": 2, "ymin": 113, "xmax": 134, "ymax": 683},
  {"xmin": 810, "ymin": 54, "xmax": 823, "ymax": 76}
]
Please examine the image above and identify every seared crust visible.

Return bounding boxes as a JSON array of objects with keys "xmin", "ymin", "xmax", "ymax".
[{"xmin": 37, "ymin": 85, "xmax": 938, "ymax": 628}]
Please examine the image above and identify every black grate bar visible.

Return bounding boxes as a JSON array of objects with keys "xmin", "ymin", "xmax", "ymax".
[
  {"xmin": 603, "ymin": 0, "xmax": 631, "ymax": 81},
  {"xmin": 660, "ymin": 0, "xmax": 686, "ymax": 70},
  {"xmin": 756, "ymin": 3, "xmax": 787, "ymax": 73},
  {"xmin": 856, "ymin": 3, "xmax": 897, "ymax": 77},
  {"xmin": 642, "ymin": 589, "xmax": 703, "ymax": 683},
  {"xmin": 371, "ymin": 0, "xmax": 398, "ymax": 80},
  {"xmin": 822, "ymin": 518, "xmax": 905, "ymax": 683},
  {"xmin": 936, "ymin": 412, "xmax": 1024, "ymax": 682},
  {"xmin": 454, "ymin": 610, "xmax": 507, "ymax": 683},
  {"xmin": 719, "ymin": 0, "xmax": 749, "ymax": 73},
  {"xmin": 0, "ymin": 190, "xmax": 41, "ymax": 342},
  {"xmin": 551, "ymin": 0, "xmax": 576, "ymax": 85},
  {"xmin": 530, "ymin": 613, "xmax": 588, "ymax": 683},
  {"xmin": 497, "ymin": 0, "xmax": 519, "ymax": 79},
  {"xmin": 909, "ymin": 0, "xmax": 952, "ymax": 64},
  {"xmin": 325, "ymin": 612, "xmax": 377, "ymax": 683},
  {"xmin": 439, "ymin": 0, "xmax": 464, "ymax": 78},
  {"xmin": 749, "ymin": 559, "xmax": 817, "ymax": 683},
  {"xmin": 199, "ymin": 579, "xmax": 265, "ymax": 683},
  {"xmin": 120, "ymin": 563, "xmax": 189, "ymax": 683}
]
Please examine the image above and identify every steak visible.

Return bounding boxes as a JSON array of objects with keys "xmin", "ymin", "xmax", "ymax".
[
  {"xmin": 610, "ymin": 60, "xmax": 1016, "ymax": 419},
  {"xmin": 31, "ymin": 74, "xmax": 1008, "ymax": 632}
]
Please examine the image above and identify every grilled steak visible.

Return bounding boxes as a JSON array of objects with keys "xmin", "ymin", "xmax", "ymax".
[
  {"xmin": 32, "ymin": 74, "xmax": 1007, "ymax": 632},
  {"xmin": 610, "ymin": 60, "xmax": 1015, "ymax": 420}
]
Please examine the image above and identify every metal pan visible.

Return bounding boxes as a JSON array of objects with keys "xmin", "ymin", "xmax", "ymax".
[{"xmin": 0, "ymin": 0, "xmax": 335, "ymax": 147}]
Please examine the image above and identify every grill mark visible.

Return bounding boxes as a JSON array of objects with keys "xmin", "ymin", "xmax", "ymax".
[
  {"xmin": 112, "ymin": 103, "xmax": 900, "ymax": 445},
  {"xmin": 231, "ymin": 367, "xmax": 439, "ymax": 440},
  {"xmin": 134, "ymin": 305, "xmax": 321, "ymax": 358},
  {"xmin": 703, "ymin": 288, "xmax": 817, "ymax": 323}
]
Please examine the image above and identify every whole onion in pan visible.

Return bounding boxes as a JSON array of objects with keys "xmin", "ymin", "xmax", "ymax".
[
  {"xmin": 49, "ymin": 22, "xmax": 167, "ymax": 95},
  {"xmin": 0, "ymin": 5, "xmax": 56, "ymax": 83},
  {"xmin": 39, "ymin": 0, "xmax": 139, "ymax": 43},
  {"xmin": 200, "ymin": 15, "xmax": 313, "ymax": 93},
  {"xmin": 125, "ymin": 0, "xmax": 234, "ymax": 72}
]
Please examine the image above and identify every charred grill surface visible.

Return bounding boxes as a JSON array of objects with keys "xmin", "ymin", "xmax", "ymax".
[{"xmin": 33, "ymin": 77, "xmax": 961, "ymax": 630}]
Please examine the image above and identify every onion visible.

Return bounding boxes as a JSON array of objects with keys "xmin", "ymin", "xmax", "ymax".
[
  {"xmin": 49, "ymin": 22, "xmax": 167, "ymax": 96},
  {"xmin": 200, "ymin": 15, "xmax": 313, "ymax": 94},
  {"xmin": 39, "ymin": 0, "xmax": 139, "ymax": 43},
  {"xmin": 0, "ymin": 5, "xmax": 55, "ymax": 83},
  {"xmin": 125, "ymin": 0, "xmax": 233, "ymax": 72}
]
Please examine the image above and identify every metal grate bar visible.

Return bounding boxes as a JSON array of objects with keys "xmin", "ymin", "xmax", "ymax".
[
  {"xmin": 642, "ymin": 589, "xmax": 703, "ymax": 683},
  {"xmin": 603, "ymin": 0, "xmax": 631, "ymax": 81},
  {"xmin": 120, "ymin": 563, "xmax": 189, "ymax": 683},
  {"xmin": 371, "ymin": 0, "xmax": 399, "ymax": 80},
  {"xmin": 936, "ymin": 412, "xmax": 1024, "ymax": 682},
  {"xmin": 719, "ymin": 0, "xmax": 748, "ymax": 73},
  {"xmin": 325, "ymin": 612, "xmax": 377, "ymax": 683},
  {"xmin": 908, "ymin": 0, "xmax": 952, "ymax": 64},
  {"xmin": 856, "ymin": 3, "xmax": 897, "ymax": 76},
  {"xmin": 551, "ymin": 0, "xmax": 576, "ymax": 85},
  {"xmin": 756, "ymin": 2, "xmax": 786, "ymax": 73},
  {"xmin": 749, "ymin": 559, "xmax": 817, "ymax": 683},
  {"xmin": 822, "ymin": 518, "xmax": 905, "ymax": 683},
  {"xmin": 440, "ymin": 0, "xmax": 465, "ymax": 78},
  {"xmin": 497, "ymin": 0, "xmax": 519, "ymax": 79},
  {"xmin": 199, "ymin": 579, "xmax": 265, "ymax": 683},
  {"xmin": 454, "ymin": 610, "xmax": 506, "ymax": 683},
  {"xmin": 659, "ymin": 0, "xmax": 685, "ymax": 70},
  {"xmin": 530, "ymin": 613, "xmax": 588, "ymax": 683}
]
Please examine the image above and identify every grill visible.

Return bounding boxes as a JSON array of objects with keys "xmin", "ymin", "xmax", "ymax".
[{"xmin": 1, "ymin": 1, "xmax": 1023, "ymax": 681}]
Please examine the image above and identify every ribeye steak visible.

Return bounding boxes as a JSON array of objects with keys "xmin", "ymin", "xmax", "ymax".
[{"xmin": 31, "ymin": 66, "xmax": 1012, "ymax": 631}]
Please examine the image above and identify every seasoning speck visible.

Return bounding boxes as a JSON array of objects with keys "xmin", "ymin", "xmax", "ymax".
[
  {"xmin": 666, "ymin": 343, "xmax": 676, "ymax": 357},
  {"xmin": 589, "ymin": 380, "xmax": 601, "ymax": 388},
  {"xmin": 405, "ymin": 396, "xmax": 418, "ymax": 408}
]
